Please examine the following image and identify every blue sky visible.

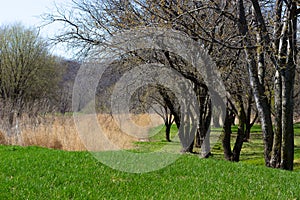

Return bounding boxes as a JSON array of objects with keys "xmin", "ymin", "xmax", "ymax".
[{"xmin": 0, "ymin": 0, "xmax": 72, "ymax": 58}]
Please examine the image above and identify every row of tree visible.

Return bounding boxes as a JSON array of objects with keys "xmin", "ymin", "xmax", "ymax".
[
  {"xmin": 43, "ymin": 0, "xmax": 300, "ymax": 170},
  {"xmin": 1, "ymin": 0, "xmax": 299, "ymax": 171}
]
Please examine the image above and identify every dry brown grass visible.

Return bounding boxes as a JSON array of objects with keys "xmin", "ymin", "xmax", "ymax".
[
  {"xmin": 2, "ymin": 115, "xmax": 86, "ymax": 151},
  {"xmin": 0, "ymin": 113, "xmax": 163, "ymax": 151},
  {"xmin": 0, "ymin": 130, "xmax": 6, "ymax": 145}
]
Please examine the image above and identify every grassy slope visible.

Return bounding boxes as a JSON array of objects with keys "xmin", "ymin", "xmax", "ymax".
[{"xmin": 1, "ymin": 145, "xmax": 300, "ymax": 199}]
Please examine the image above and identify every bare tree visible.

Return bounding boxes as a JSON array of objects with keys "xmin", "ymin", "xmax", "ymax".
[
  {"xmin": 44, "ymin": 0, "xmax": 299, "ymax": 169},
  {"xmin": 0, "ymin": 23, "xmax": 60, "ymax": 136},
  {"xmin": 133, "ymin": 85, "xmax": 175, "ymax": 142}
]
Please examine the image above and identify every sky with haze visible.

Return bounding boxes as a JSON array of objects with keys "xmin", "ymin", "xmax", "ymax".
[{"xmin": 0, "ymin": 0, "xmax": 73, "ymax": 58}]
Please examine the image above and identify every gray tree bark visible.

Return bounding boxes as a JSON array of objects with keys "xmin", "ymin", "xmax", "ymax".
[{"xmin": 237, "ymin": 0, "xmax": 274, "ymax": 166}]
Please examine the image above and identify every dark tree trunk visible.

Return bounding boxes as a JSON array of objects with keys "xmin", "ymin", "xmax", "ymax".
[
  {"xmin": 244, "ymin": 128, "xmax": 250, "ymax": 143},
  {"xmin": 281, "ymin": 68, "xmax": 295, "ymax": 170},
  {"xmin": 194, "ymin": 84, "xmax": 212, "ymax": 156},
  {"xmin": 232, "ymin": 96, "xmax": 246, "ymax": 162},
  {"xmin": 244, "ymin": 93, "xmax": 257, "ymax": 142},
  {"xmin": 159, "ymin": 85, "xmax": 197, "ymax": 153},
  {"xmin": 281, "ymin": 1, "xmax": 297, "ymax": 171},
  {"xmin": 161, "ymin": 51, "xmax": 205, "ymax": 153},
  {"xmin": 244, "ymin": 114, "xmax": 258, "ymax": 142},
  {"xmin": 232, "ymin": 127, "xmax": 244, "ymax": 162},
  {"xmin": 164, "ymin": 106, "xmax": 174, "ymax": 142},
  {"xmin": 165, "ymin": 123, "xmax": 171, "ymax": 142},
  {"xmin": 222, "ymin": 106, "xmax": 234, "ymax": 161},
  {"xmin": 195, "ymin": 129, "xmax": 201, "ymax": 148},
  {"xmin": 159, "ymin": 87, "xmax": 181, "ymax": 138}
]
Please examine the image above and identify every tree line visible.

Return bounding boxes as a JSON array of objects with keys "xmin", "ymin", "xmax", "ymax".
[
  {"xmin": 0, "ymin": 23, "xmax": 79, "ymax": 137},
  {"xmin": 44, "ymin": 0, "xmax": 300, "ymax": 170},
  {"xmin": 1, "ymin": 0, "xmax": 299, "ymax": 171}
]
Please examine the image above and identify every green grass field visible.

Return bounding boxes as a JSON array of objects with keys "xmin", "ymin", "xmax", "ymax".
[
  {"xmin": 1, "ymin": 145, "xmax": 300, "ymax": 199},
  {"xmin": 135, "ymin": 123, "xmax": 300, "ymax": 170},
  {"xmin": 1, "ymin": 124, "xmax": 300, "ymax": 199}
]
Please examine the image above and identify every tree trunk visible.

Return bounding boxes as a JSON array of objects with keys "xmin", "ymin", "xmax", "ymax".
[
  {"xmin": 222, "ymin": 106, "xmax": 234, "ymax": 161},
  {"xmin": 194, "ymin": 84, "xmax": 212, "ymax": 157},
  {"xmin": 195, "ymin": 129, "xmax": 201, "ymax": 148},
  {"xmin": 250, "ymin": 0, "xmax": 296, "ymax": 170},
  {"xmin": 165, "ymin": 123, "xmax": 171, "ymax": 142},
  {"xmin": 165, "ymin": 109, "xmax": 174, "ymax": 142},
  {"xmin": 281, "ymin": 3, "xmax": 297, "ymax": 170},
  {"xmin": 244, "ymin": 99, "xmax": 252, "ymax": 142},
  {"xmin": 271, "ymin": 70, "xmax": 282, "ymax": 168},
  {"xmin": 281, "ymin": 67, "xmax": 295, "ymax": 170},
  {"xmin": 232, "ymin": 96, "xmax": 246, "ymax": 162},
  {"xmin": 237, "ymin": 0, "xmax": 274, "ymax": 166},
  {"xmin": 271, "ymin": 0, "xmax": 283, "ymax": 169},
  {"xmin": 247, "ymin": 49, "xmax": 274, "ymax": 167},
  {"xmin": 244, "ymin": 92, "xmax": 257, "ymax": 142}
]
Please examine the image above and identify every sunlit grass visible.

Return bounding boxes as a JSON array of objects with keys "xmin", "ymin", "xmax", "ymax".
[
  {"xmin": 1, "ymin": 145, "xmax": 300, "ymax": 199},
  {"xmin": 134, "ymin": 123, "xmax": 300, "ymax": 171},
  {"xmin": 1, "ymin": 123, "xmax": 300, "ymax": 199}
]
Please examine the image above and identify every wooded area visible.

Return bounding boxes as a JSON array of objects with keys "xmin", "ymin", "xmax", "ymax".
[
  {"xmin": 43, "ymin": 0, "xmax": 300, "ymax": 170},
  {"xmin": 0, "ymin": 0, "xmax": 299, "ymax": 171}
]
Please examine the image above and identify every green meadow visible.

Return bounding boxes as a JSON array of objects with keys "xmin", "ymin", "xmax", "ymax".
[{"xmin": 1, "ymin": 124, "xmax": 300, "ymax": 199}]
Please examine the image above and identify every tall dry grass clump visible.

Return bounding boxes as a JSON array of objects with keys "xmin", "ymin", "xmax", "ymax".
[
  {"xmin": 0, "ymin": 113, "xmax": 163, "ymax": 151},
  {"xmin": 71, "ymin": 113, "xmax": 162, "ymax": 151},
  {"xmin": 1, "ymin": 115, "xmax": 86, "ymax": 151}
]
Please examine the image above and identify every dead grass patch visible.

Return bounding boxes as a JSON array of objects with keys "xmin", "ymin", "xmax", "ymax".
[{"xmin": 0, "ymin": 113, "xmax": 163, "ymax": 151}]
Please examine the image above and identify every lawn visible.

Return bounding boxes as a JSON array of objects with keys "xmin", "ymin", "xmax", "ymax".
[
  {"xmin": 134, "ymin": 123, "xmax": 300, "ymax": 170},
  {"xmin": 1, "ymin": 145, "xmax": 300, "ymax": 199},
  {"xmin": 1, "ymin": 123, "xmax": 300, "ymax": 199}
]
